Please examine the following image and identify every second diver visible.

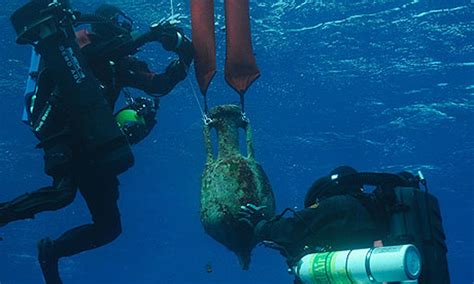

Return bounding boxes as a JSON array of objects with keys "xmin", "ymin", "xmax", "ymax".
[{"xmin": 3, "ymin": 3, "xmax": 193, "ymax": 284}]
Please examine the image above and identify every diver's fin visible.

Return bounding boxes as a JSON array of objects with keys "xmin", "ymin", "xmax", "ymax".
[
  {"xmin": 236, "ymin": 250, "xmax": 251, "ymax": 270},
  {"xmin": 224, "ymin": 0, "xmax": 260, "ymax": 95},
  {"xmin": 191, "ymin": 0, "xmax": 217, "ymax": 95}
]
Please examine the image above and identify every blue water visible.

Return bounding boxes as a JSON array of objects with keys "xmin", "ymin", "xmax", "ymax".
[{"xmin": 0, "ymin": 0, "xmax": 472, "ymax": 283}]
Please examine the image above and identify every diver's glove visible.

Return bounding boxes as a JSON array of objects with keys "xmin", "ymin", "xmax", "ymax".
[
  {"xmin": 165, "ymin": 59, "xmax": 189, "ymax": 82},
  {"xmin": 176, "ymin": 36, "xmax": 194, "ymax": 67},
  {"xmin": 149, "ymin": 21, "xmax": 194, "ymax": 66},
  {"xmin": 238, "ymin": 203, "xmax": 268, "ymax": 230},
  {"xmin": 149, "ymin": 21, "xmax": 185, "ymax": 51}
]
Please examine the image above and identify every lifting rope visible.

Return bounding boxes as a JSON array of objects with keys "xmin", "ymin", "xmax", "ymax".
[{"xmin": 167, "ymin": 0, "xmax": 211, "ymax": 124}]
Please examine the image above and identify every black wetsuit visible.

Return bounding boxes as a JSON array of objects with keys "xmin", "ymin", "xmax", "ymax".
[
  {"xmin": 256, "ymin": 195, "xmax": 379, "ymax": 267},
  {"xmin": 44, "ymin": 157, "xmax": 122, "ymax": 258},
  {"xmin": 0, "ymin": 29, "xmax": 188, "ymax": 284}
]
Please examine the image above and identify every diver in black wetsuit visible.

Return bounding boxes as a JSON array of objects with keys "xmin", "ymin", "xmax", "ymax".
[
  {"xmin": 240, "ymin": 166, "xmax": 380, "ymax": 271},
  {"xmin": 3, "ymin": 2, "xmax": 193, "ymax": 283},
  {"xmin": 239, "ymin": 166, "xmax": 450, "ymax": 284}
]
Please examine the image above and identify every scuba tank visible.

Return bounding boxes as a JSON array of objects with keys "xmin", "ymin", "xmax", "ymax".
[
  {"xmin": 315, "ymin": 171, "xmax": 450, "ymax": 283},
  {"xmin": 11, "ymin": 0, "xmax": 134, "ymax": 175},
  {"xmin": 22, "ymin": 47, "xmax": 41, "ymax": 125},
  {"xmin": 295, "ymin": 244, "xmax": 421, "ymax": 284}
]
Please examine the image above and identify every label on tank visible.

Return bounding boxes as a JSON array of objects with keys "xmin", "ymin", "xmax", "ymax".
[{"xmin": 373, "ymin": 246, "xmax": 402, "ymax": 254}]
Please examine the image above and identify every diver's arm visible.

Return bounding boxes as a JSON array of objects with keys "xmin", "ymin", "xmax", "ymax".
[
  {"xmin": 255, "ymin": 196, "xmax": 360, "ymax": 245},
  {"xmin": 80, "ymin": 32, "xmax": 137, "ymax": 62},
  {"xmin": 255, "ymin": 209, "xmax": 316, "ymax": 246},
  {"xmin": 147, "ymin": 59, "xmax": 189, "ymax": 95},
  {"xmin": 79, "ymin": 29, "xmax": 160, "ymax": 63},
  {"xmin": 121, "ymin": 25, "xmax": 193, "ymax": 95},
  {"xmin": 117, "ymin": 56, "xmax": 188, "ymax": 95},
  {"xmin": 138, "ymin": 32, "xmax": 194, "ymax": 96},
  {"xmin": 79, "ymin": 22, "xmax": 193, "ymax": 69}
]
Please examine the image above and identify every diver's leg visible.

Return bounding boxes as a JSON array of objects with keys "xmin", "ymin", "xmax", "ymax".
[
  {"xmin": 54, "ymin": 174, "xmax": 122, "ymax": 256},
  {"xmin": 38, "ymin": 174, "xmax": 121, "ymax": 284},
  {"xmin": 38, "ymin": 237, "xmax": 63, "ymax": 284},
  {"xmin": 0, "ymin": 176, "xmax": 76, "ymax": 226},
  {"xmin": 0, "ymin": 132, "xmax": 76, "ymax": 227}
]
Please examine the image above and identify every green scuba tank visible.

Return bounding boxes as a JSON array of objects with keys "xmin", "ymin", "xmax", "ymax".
[{"xmin": 11, "ymin": 0, "xmax": 134, "ymax": 175}]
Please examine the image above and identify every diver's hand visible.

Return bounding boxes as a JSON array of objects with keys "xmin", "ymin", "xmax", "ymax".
[
  {"xmin": 147, "ymin": 21, "xmax": 194, "ymax": 66},
  {"xmin": 165, "ymin": 59, "xmax": 189, "ymax": 82},
  {"xmin": 176, "ymin": 36, "xmax": 194, "ymax": 67},
  {"xmin": 238, "ymin": 203, "xmax": 268, "ymax": 229},
  {"xmin": 149, "ymin": 21, "xmax": 186, "ymax": 51}
]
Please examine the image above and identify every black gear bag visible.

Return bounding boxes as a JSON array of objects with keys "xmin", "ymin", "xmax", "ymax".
[{"xmin": 325, "ymin": 172, "xmax": 450, "ymax": 283}]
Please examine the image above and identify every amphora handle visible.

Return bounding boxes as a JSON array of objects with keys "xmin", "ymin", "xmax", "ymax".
[{"xmin": 203, "ymin": 105, "xmax": 255, "ymax": 164}]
